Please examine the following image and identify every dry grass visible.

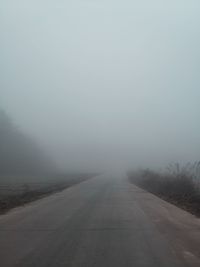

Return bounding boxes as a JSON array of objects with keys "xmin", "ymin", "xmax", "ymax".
[
  {"xmin": 0, "ymin": 173, "xmax": 96, "ymax": 214},
  {"xmin": 128, "ymin": 163, "xmax": 200, "ymax": 217}
]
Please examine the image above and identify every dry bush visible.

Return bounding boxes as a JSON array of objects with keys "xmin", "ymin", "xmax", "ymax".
[{"xmin": 128, "ymin": 163, "xmax": 200, "ymax": 217}]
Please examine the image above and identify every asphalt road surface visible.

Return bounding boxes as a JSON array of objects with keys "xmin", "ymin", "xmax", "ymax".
[{"xmin": 0, "ymin": 173, "xmax": 200, "ymax": 267}]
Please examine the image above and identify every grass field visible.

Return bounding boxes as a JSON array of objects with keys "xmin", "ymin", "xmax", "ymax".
[{"xmin": 0, "ymin": 173, "xmax": 96, "ymax": 214}]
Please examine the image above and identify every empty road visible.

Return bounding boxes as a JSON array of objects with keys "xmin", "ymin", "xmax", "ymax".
[{"xmin": 0, "ymin": 174, "xmax": 200, "ymax": 267}]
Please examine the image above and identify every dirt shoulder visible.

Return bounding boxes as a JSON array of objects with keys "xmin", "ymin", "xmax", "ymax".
[
  {"xmin": 130, "ymin": 183, "xmax": 200, "ymax": 267},
  {"xmin": 128, "ymin": 171, "xmax": 200, "ymax": 218}
]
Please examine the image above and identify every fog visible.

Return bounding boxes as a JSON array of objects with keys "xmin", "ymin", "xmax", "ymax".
[{"xmin": 1, "ymin": 1, "xmax": 200, "ymax": 172}]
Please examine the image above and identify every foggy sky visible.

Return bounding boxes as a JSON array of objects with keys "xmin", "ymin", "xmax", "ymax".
[{"xmin": 1, "ymin": 0, "xmax": 200, "ymax": 171}]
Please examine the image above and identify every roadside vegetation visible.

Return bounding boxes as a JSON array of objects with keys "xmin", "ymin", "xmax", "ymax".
[
  {"xmin": 128, "ymin": 162, "xmax": 200, "ymax": 217},
  {"xmin": 0, "ymin": 173, "xmax": 96, "ymax": 214}
]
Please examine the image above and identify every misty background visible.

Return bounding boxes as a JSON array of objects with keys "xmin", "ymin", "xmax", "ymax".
[{"xmin": 1, "ymin": 0, "xmax": 200, "ymax": 172}]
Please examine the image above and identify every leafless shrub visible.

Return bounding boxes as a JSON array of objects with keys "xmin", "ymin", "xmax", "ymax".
[
  {"xmin": 128, "ymin": 163, "xmax": 200, "ymax": 217},
  {"xmin": 167, "ymin": 162, "xmax": 200, "ymax": 184}
]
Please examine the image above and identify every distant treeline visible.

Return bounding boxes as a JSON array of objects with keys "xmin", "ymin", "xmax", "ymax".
[{"xmin": 0, "ymin": 110, "xmax": 55, "ymax": 175}]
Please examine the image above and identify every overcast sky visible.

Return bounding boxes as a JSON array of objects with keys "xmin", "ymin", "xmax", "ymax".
[{"xmin": 1, "ymin": 0, "xmax": 200, "ymax": 171}]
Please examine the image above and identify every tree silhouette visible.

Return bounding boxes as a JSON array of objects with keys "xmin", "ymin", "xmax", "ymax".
[{"xmin": 0, "ymin": 109, "xmax": 54, "ymax": 175}]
